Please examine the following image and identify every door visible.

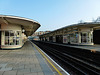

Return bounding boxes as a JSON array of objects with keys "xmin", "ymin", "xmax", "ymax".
[
  {"xmin": 93, "ymin": 30, "xmax": 100, "ymax": 44},
  {"xmin": 81, "ymin": 32, "xmax": 87, "ymax": 43}
]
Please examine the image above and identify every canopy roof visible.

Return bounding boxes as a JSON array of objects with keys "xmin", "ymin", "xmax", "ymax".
[
  {"xmin": 40, "ymin": 22, "xmax": 100, "ymax": 36},
  {"xmin": 0, "ymin": 15, "xmax": 40, "ymax": 36}
]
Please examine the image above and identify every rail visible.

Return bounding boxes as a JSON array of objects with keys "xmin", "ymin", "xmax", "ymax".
[{"xmin": 32, "ymin": 40, "xmax": 100, "ymax": 75}]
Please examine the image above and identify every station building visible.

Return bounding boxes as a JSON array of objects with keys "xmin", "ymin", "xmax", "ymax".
[
  {"xmin": 32, "ymin": 31, "xmax": 51, "ymax": 36},
  {"xmin": 0, "ymin": 15, "xmax": 40, "ymax": 49},
  {"xmin": 31, "ymin": 31, "xmax": 51, "ymax": 40},
  {"xmin": 39, "ymin": 22, "xmax": 100, "ymax": 45}
]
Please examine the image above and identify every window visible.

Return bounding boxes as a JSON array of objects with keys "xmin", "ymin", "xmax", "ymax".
[
  {"xmin": 5, "ymin": 31, "xmax": 9, "ymax": 45},
  {"xmin": 5, "ymin": 36, "xmax": 9, "ymax": 45},
  {"xmin": 81, "ymin": 33, "xmax": 87, "ymax": 43},
  {"xmin": 10, "ymin": 31, "xmax": 14, "ymax": 36},
  {"xmin": 9, "ymin": 31, "xmax": 15, "ymax": 45},
  {"xmin": 5, "ymin": 31, "xmax": 21, "ymax": 45},
  {"xmin": 5, "ymin": 31, "xmax": 9, "ymax": 36},
  {"xmin": 74, "ymin": 32, "xmax": 78, "ymax": 43}
]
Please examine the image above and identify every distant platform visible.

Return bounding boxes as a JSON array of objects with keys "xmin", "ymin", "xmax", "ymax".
[
  {"xmin": 58, "ymin": 43, "xmax": 100, "ymax": 52},
  {"xmin": 67, "ymin": 44, "xmax": 100, "ymax": 52}
]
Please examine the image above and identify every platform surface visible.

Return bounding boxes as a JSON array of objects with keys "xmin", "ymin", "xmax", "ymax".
[
  {"xmin": 67, "ymin": 44, "xmax": 100, "ymax": 52},
  {"xmin": 0, "ymin": 41, "xmax": 54, "ymax": 75}
]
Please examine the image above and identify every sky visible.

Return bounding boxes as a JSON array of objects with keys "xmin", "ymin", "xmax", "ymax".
[{"xmin": 0, "ymin": 0, "xmax": 100, "ymax": 31}]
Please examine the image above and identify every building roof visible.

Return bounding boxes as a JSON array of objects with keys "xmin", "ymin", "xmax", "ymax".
[
  {"xmin": 39, "ymin": 22, "xmax": 100, "ymax": 36},
  {"xmin": 0, "ymin": 15, "xmax": 40, "ymax": 36}
]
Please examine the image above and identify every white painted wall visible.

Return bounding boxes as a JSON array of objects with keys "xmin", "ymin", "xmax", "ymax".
[
  {"xmin": 79, "ymin": 27, "xmax": 92, "ymax": 32},
  {"xmin": 1, "ymin": 24, "xmax": 21, "ymax": 31},
  {"xmin": 63, "ymin": 27, "xmax": 93, "ymax": 45},
  {"xmin": 1, "ymin": 24, "xmax": 24, "ymax": 49},
  {"xmin": 78, "ymin": 27, "xmax": 93, "ymax": 45}
]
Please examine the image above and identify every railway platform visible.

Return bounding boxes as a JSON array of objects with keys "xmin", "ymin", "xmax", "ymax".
[
  {"xmin": 0, "ymin": 41, "xmax": 67, "ymax": 75},
  {"xmin": 64, "ymin": 44, "xmax": 100, "ymax": 52},
  {"xmin": 48, "ymin": 42, "xmax": 100, "ymax": 52}
]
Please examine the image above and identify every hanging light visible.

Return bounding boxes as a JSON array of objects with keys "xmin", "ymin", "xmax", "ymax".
[{"xmin": 22, "ymin": 29, "xmax": 25, "ymax": 33}]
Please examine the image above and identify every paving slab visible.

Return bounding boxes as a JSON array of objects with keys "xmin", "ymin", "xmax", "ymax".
[{"xmin": 0, "ymin": 41, "xmax": 54, "ymax": 75}]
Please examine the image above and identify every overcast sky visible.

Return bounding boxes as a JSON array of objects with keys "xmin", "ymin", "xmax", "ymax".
[{"xmin": 0, "ymin": 0, "xmax": 100, "ymax": 31}]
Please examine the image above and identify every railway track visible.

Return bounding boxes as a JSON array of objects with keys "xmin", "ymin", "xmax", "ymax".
[{"xmin": 32, "ymin": 40, "xmax": 100, "ymax": 75}]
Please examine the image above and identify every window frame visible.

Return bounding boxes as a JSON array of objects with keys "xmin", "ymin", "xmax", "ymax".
[{"xmin": 4, "ymin": 30, "xmax": 21, "ymax": 46}]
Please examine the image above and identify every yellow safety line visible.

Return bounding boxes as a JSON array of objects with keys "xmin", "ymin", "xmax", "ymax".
[{"xmin": 32, "ymin": 43, "xmax": 62, "ymax": 75}]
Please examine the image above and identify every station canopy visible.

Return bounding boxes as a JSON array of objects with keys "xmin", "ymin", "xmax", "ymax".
[{"xmin": 0, "ymin": 15, "xmax": 40, "ymax": 36}]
